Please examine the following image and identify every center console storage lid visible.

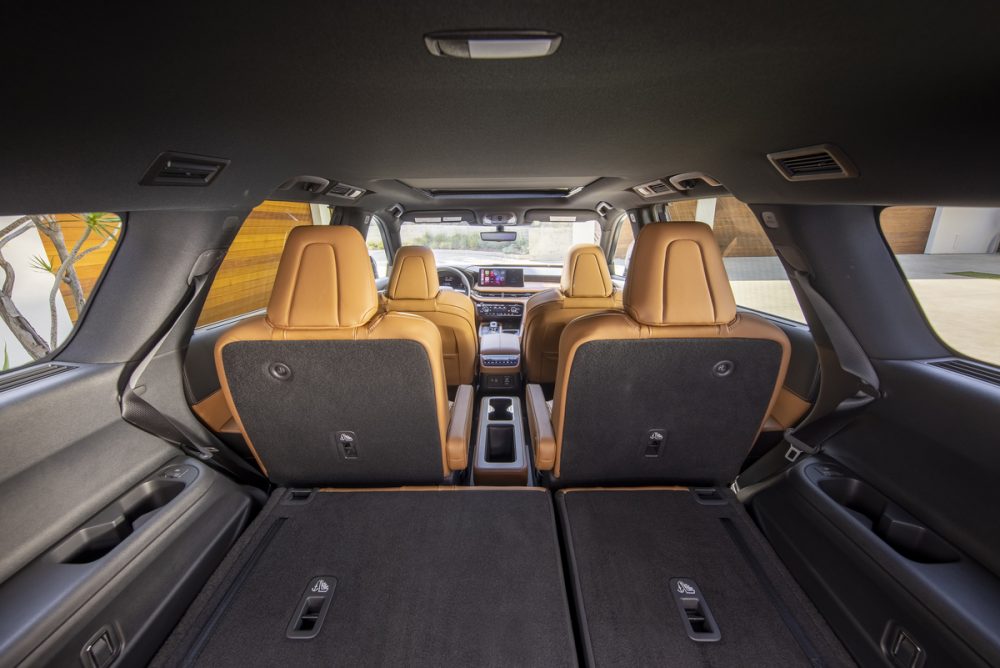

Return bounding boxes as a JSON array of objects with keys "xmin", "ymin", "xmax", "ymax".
[{"xmin": 481, "ymin": 332, "xmax": 520, "ymax": 355}]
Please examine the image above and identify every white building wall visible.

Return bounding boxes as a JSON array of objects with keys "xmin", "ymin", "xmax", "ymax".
[{"xmin": 925, "ymin": 207, "xmax": 1000, "ymax": 254}]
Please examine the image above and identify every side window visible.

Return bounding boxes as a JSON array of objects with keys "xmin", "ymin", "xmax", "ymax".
[
  {"xmin": 880, "ymin": 206, "xmax": 999, "ymax": 366},
  {"xmin": 196, "ymin": 201, "xmax": 323, "ymax": 327},
  {"xmin": 612, "ymin": 214, "xmax": 635, "ymax": 277},
  {"xmin": 665, "ymin": 196, "xmax": 805, "ymax": 323},
  {"xmin": 0, "ymin": 213, "xmax": 123, "ymax": 372},
  {"xmin": 366, "ymin": 217, "xmax": 389, "ymax": 278}
]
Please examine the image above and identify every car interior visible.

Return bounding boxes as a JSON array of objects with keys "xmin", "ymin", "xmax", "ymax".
[{"xmin": 2, "ymin": 3, "xmax": 1000, "ymax": 667}]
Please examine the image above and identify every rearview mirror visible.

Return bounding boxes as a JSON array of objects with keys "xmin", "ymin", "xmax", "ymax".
[{"xmin": 481, "ymin": 230, "xmax": 517, "ymax": 242}]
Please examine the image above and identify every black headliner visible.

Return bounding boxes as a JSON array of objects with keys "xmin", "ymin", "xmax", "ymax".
[{"xmin": 5, "ymin": 1, "xmax": 1000, "ymax": 215}]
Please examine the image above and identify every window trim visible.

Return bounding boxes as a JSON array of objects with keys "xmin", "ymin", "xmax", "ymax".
[
  {"xmin": 608, "ymin": 212, "xmax": 633, "ymax": 277},
  {"xmin": 365, "ymin": 214, "xmax": 391, "ymax": 270}
]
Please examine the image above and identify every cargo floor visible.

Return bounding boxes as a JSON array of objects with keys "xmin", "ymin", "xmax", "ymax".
[
  {"xmin": 153, "ymin": 488, "xmax": 577, "ymax": 667},
  {"xmin": 557, "ymin": 488, "xmax": 854, "ymax": 667},
  {"xmin": 156, "ymin": 486, "xmax": 852, "ymax": 667}
]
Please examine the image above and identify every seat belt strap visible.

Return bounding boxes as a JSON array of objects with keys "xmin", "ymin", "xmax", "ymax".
[
  {"xmin": 789, "ymin": 270, "xmax": 880, "ymax": 394},
  {"xmin": 733, "ymin": 270, "xmax": 878, "ymax": 498},
  {"xmin": 120, "ymin": 250, "xmax": 264, "ymax": 484}
]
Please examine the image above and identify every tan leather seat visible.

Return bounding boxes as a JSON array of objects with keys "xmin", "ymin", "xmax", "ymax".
[
  {"xmin": 383, "ymin": 246, "xmax": 477, "ymax": 386},
  {"xmin": 521, "ymin": 244, "xmax": 623, "ymax": 383},
  {"xmin": 526, "ymin": 222, "xmax": 790, "ymax": 487},
  {"xmin": 215, "ymin": 226, "xmax": 473, "ymax": 487}
]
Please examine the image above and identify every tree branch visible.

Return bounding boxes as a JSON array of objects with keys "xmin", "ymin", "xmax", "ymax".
[{"xmin": 0, "ymin": 248, "xmax": 49, "ymax": 358}]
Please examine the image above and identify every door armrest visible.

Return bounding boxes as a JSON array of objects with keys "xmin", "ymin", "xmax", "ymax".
[
  {"xmin": 447, "ymin": 385, "xmax": 475, "ymax": 471},
  {"xmin": 526, "ymin": 384, "xmax": 556, "ymax": 470}
]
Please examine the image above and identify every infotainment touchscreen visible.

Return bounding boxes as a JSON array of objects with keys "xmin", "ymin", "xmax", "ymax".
[{"xmin": 479, "ymin": 267, "xmax": 524, "ymax": 287}]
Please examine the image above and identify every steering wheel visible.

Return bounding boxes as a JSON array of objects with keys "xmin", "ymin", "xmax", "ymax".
[{"xmin": 438, "ymin": 266, "xmax": 472, "ymax": 296}]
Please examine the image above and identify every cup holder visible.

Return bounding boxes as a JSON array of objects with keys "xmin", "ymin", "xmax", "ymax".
[
  {"xmin": 819, "ymin": 477, "xmax": 959, "ymax": 564},
  {"xmin": 57, "ymin": 478, "xmax": 186, "ymax": 564},
  {"xmin": 485, "ymin": 424, "xmax": 516, "ymax": 463},
  {"xmin": 818, "ymin": 478, "xmax": 887, "ymax": 529},
  {"xmin": 487, "ymin": 398, "xmax": 514, "ymax": 422}
]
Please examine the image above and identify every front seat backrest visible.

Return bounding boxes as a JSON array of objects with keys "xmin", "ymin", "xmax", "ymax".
[
  {"xmin": 542, "ymin": 222, "xmax": 790, "ymax": 487},
  {"xmin": 521, "ymin": 244, "xmax": 622, "ymax": 383},
  {"xmin": 214, "ymin": 226, "xmax": 462, "ymax": 487},
  {"xmin": 383, "ymin": 246, "xmax": 478, "ymax": 386}
]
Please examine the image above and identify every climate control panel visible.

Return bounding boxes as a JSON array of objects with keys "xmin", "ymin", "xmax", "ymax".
[{"xmin": 477, "ymin": 302, "xmax": 523, "ymax": 318}]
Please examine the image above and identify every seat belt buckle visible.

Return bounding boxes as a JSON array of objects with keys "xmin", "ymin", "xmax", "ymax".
[
  {"xmin": 183, "ymin": 443, "xmax": 218, "ymax": 461},
  {"xmin": 783, "ymin": 428, "xmax": 817, "ymax": 463}
]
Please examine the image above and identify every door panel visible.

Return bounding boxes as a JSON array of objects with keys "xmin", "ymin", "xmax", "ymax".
[
  {"xmin": 0, "ymin": 363, "xmax": 254, "ymax": 666},
  {"xmin": 0, "ymin": 364, "xmax": 175, "ymax": 584},
  {"xmin": 753, "ymin": 358, "xmax": 1000, "ymax": 667}
]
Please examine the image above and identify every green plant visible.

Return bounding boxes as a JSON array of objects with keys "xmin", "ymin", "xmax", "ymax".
[{"xmin": 29, "ymin": 255, "xmax": 54, "ymax": 273}]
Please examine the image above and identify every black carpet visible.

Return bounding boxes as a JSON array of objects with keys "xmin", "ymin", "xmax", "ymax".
[
  {"xmin": 155, "ymin": 488, "xmax": 577, "ymax": 667},
  {"xmin": 557, "ymin": 488, "xmax": 854, "ymax": 667}
]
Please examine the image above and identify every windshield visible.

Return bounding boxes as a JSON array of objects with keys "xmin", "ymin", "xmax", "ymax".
[{"xmin": 400, "ymin": 220, "xmax": 601, "ymax": 266}]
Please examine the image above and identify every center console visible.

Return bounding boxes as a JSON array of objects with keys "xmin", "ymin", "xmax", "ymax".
[
  {"xmin": 479, "ymin": 323, "xmax": 521, "ymax": 391},
  {"xmin": 476, "ymin": 301, "xmax": 523, "ymax": 321},
  {"xmin": 467, "ymin": 269, "xmax": 541, "ymax": 485},
  {"xmin": 472, "ymin": 396, "xmax": 529, "ymax": 485}
]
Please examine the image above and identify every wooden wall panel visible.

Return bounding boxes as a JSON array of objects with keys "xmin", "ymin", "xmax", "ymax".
[
  {"xmin": 666, "ymin": 197, "xmax": 774, "ymax": 256},
  {"xmin": 880, "ymin": 206, "xmax": 935, "ymax": 254},
  {"xmin": 197, "ymin": 201, "xmax": 315, "ymax": 326},
  {"xmin": 710, "ymin": 197, "xmax": 776, "ymax": 257},
  {"xmin": 39, "ymin": 213, "xmax": 123, "ymax": 323}
]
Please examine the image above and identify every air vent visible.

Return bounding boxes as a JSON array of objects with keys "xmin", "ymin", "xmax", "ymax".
[
  {"xmin": 0, "ymin": 363, "xmax": 75, "ymax": 393},
  {"xmin": 767, "ymin": 144, "xmax": 857, "ymax": 182},
  {"xmin": 326, "ymin": 182, "xmax": 366, "ymax": 200},
  {"xmin": 140, "ymin": 152, "xmax": 230, "ymax": 186},
  {"xmin": 633, "ymin": 179, "xmax": 674, "ymax": 199},
  {"xmin": 929, "ymin": 359, "xmax": 1000, "ymax": 387}
]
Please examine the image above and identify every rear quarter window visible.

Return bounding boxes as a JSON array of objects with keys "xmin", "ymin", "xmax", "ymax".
[
  {"xmin": 880, "ymin": 206, "xmax": 1000, "ymax": 366},
  {"xmin": 0, "ymin": 213, "xmax": 122, "ymax": 372}
]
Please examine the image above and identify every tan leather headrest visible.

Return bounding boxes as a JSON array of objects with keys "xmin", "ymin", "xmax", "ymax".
[
  {"xmin": 387, "ymin": 246, "xmax": 440, "ymax": 300},
  {"xmin": 560, "ymin": 244, "xmax": 613, "ymax": 298},
  {"xmin": 266, "ymin": 225, "xmax": 378, "ymax": 329},
  {"xmin": 623, "ymin": 222, "xmax": 736, "ymax": 326}
]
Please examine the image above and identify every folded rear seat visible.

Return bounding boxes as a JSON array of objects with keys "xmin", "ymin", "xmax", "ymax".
[
  {"xmin": 156, "ymin": 227, "xmax": 577, "ymax": 666},
  {"xmin": 155, "ymin": 487, "xmax": 577, "ymax": 667},
  {"xmin": 557, "ymin": 487, "xmax": 853, "ymax": 667}
]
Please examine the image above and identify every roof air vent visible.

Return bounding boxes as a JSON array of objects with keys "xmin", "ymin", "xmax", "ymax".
[
  {"xmin": 326, "ymin": 182, "xmax": 366, "ymax": 200},
  {"xmin": 929, "ymin": 359, "xmax": 1000, "ymax": 387},
  {"xmin": 633, "ymin": 179, "xmax": 674, "ymax": 199},
  {"xmin": 767, "ymin": 144, "xmax": 858, "ymax": 181},
  {"xmin": 140, "ymin": 152, "xmax": 230, "ymax": 186}
]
